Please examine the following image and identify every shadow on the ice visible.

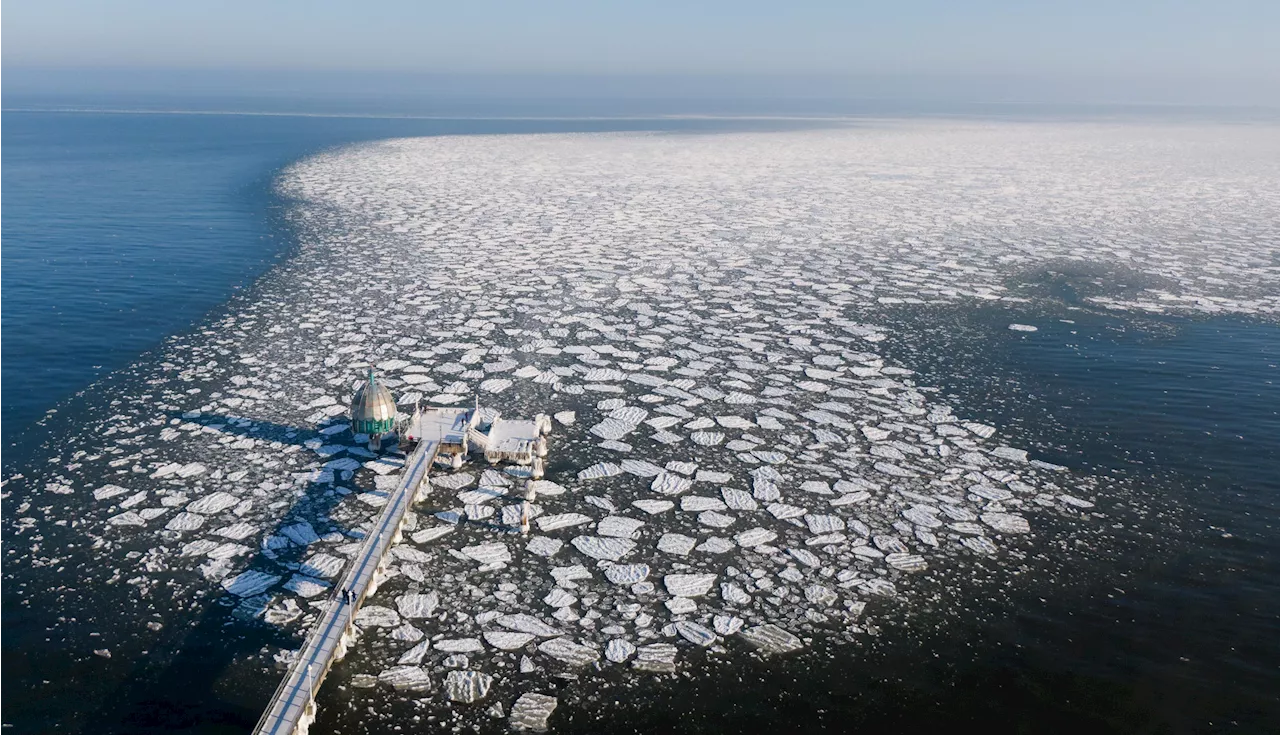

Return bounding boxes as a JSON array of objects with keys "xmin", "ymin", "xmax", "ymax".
[{"xmin": 95, "ymin": 414, "xmax": 386, "ymax": 735}]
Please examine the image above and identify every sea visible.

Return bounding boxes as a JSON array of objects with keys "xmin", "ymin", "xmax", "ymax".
[{"xmin": 2, "ymin": 96, "xmax": 1277, "ymax": 733}]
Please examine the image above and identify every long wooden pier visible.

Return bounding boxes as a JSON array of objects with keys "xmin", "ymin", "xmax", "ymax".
[{"xmin": 252, "ymin": 438, "xmax": 439, "ymax": 735}]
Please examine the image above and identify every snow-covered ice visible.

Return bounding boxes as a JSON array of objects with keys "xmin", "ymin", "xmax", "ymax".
[{"xmin": 16, "ymin": 122, "xmax": 1273, "ymax": 730}]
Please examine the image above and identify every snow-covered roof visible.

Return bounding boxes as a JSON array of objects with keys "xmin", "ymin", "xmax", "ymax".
[
  {"xmin": 486, "ymin": 418, "xmax": 539, "ymax": 454},
  {"xmin": 410, "ymin": 407, "xmax": 472, "ymax": 444}
]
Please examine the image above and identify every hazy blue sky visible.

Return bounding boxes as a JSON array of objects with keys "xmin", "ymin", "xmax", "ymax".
[{"xmin": 4, "ymin": 0, "xmax": 1278, "ymax": 105}]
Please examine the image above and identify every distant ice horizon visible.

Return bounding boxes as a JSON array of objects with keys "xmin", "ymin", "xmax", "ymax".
[{"xmin": 5, "ymin": 67, "xmax": 1279, "ymax": 113}]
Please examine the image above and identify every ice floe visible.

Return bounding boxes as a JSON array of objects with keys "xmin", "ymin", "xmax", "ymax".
[{"xmin": 19, "ymin": 122, "xmax": 1263, "ymax": 731}]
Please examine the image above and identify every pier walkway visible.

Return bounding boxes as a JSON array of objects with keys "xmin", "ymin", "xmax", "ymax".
[{"xmin": 252, "ymin": 437, "xmax": 440, "ymax": 735}]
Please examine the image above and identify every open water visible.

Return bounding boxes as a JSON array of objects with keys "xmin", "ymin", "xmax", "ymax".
[{"xmin": 1, "ymin": 100, "xmax": 1276, "ymax": 733}]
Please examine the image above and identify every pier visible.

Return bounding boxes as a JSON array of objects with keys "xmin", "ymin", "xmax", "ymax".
[
  {"xmin": 252, "ymin": 395, "xmax": 551, "ymax": 734},
  {"xmin": 252, "ymin": 436, "xmax": 439, "ymax": 735}
]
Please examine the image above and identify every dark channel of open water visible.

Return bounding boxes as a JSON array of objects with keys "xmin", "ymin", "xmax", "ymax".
[{"xmin": 2, "ymin": 104, "xmax": 1278, "ymax": 733}]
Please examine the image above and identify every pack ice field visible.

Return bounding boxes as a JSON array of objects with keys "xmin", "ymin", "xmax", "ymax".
[{"xmin": 5, "ymin": 121, "xmax": 1278, "ymax": 733}]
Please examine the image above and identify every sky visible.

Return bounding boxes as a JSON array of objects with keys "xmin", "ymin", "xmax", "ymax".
[{"xmin": 3, "ymin": 0, "xmax": 1278, "ymax": 106}]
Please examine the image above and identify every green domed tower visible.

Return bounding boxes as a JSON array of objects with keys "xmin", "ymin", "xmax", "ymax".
[{"xmin": 350, "ymin": 368, "xmax": 397, "ymax": 450}]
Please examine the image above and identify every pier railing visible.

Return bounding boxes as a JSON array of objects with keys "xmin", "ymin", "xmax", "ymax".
[{"xmin": 252, "ymin": 438, "xmax": 438, "ymax": 735}]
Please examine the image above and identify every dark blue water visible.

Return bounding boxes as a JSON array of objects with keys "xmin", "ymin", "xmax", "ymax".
[
  {"xmin": 1, "ymin": 109, "xmax": 826, "ymax": 444},
  {"xmin": 880, "ymin": 309, "xmax": 1280, "ymax": 725},
  {"xmin": 2, "ymin": 105, "xmax": 1277, "ymax": 733}
]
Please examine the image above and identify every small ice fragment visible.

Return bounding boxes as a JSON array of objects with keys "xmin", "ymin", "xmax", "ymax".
[
  {"xmin": 721, "ymin": 582, "xmax": 752, "ymax": 605},
  {"xmin": 632, "ymin": 499, "xmax": 674, "ymax": 515},
  {"xmin": 412, "ymin": 526, "xmax": 454, "ymax": 544},
  {"xmin": 570, "ymin": 536, "xmax": 635, "ymax": 561},
  {"xmin": 543, "ymin": 588, "xmax": 577, "ymax": 608},
  {"xmin": 961, "ymin": 536, "xmax": 999, "ymax": 554},
  {"xmin": 550, "ymin": 565, "xmax": 591, "ymax": 587},
  {"xmin": 681, "ymin": 495, "xmax": 727, "ymax": 512},
  {"xmin": 390, "ymin": 624, "xmax": 424, "ymax": 642},
  {"xmin": 633, "ymin": 642, "xmax": 678, "ymax": 672},
  {"xmin": 597, "ymin": 516, "xmax": 645, "ymax": 539},
  {"xmin": 221, "ymin": 570, "xmax": 280, "ymax": 597},
  {"xmin": 397, "ymin": 640, "xmax": 432, "ymax": 665},
  {"xmin": 510, "ymin": 692, "xmax": 558, "ymax": 732},
  {"xmin": 663, "ymin": 573, "xmax": 716, "ymax": 597},
  {"xmin": 537, "ymin": 637, "xmax": 600, "ymax": 666},
  {"xmin": 436, "ymin": 638, "xmax": 485, "ymax": 653},
  {"xmin": 696, "ymin": 470, "xmax": 732, "ymax": 483},
  {"xmin": 528, "ymin": 480, "xmax": 566, "ymax": 496},
  {"xmin": 800, "ymin": 480, "xmax": 832, "ymax": 495},
  {"xmin": 378, "ymin": 666, "xmax": 432, "ymax": 692},
  {"xmin": 445, "ymin": 670, "xmax": 494, "ymax": 703},
  {"xmin": 604, "ymin": 564, "xmax": 650, "ymax": 585},
  {"xmin": 354, "ymin": 605, "xmax": 400, "ymax": 628},
  {"xmin": 902, "ymin": 506, "xmax": 943, "ymax": 528},
  {"xmin": 485, "ymin": 631, "xmax": 536, "ymax": 650},
  {"xmin": 94, "ymin": 484, "xmax": 131, "ymax": 501},
  {"xmin": 300, "ymin": 552, "xmax": 344, "ymax": 579},
  {"xmin": 666, "ymin": 460, "xmax": 698, "ymax": 475},
  {"xmin": 675, "ymin": 621, "xmax": 717, "ymax": 647},
  {"xmin": 852, "ymin": 543, "xmax": 883, "ymax": 558},
  {"xmin": 462, "ymin": 542, "xmax": 512, "ymax": 564},
  {"xmin": 721, "ymin": 488, "xmax": 758, "ymax": 511},
  {"xmin": 657, "ymin": 533, "xmax": 697, "ymax": 556},
  {"xmin": 536, "ymin": 513, "xmax": 593, "ymax": 532},
  {"xmin": 940, "ymin": 504, "xmax": 977, "ymax": 522},
  {"xmin": 665, "ymin": 597, "xmax": 697, "ymax": 614},
  {"xmin": 495, "ymin": 614, "xmax": 563, "ymax": 637},
  {"xmin": 739, "ymin": 624, "xmax": 804, "ymax": 655},
  {"xmin": 804, "ymin": 514, "xmax": 845, "ymax": 534},
  {"xmin": 620, "ymin": 459, "xmax": 665, "ymax": 477},
  {"xmin": 767, "ymin": 503, "xmax": 806, "ymax": 520},
  {"xmin": 735, "ymin": 527, "xmax": 777, "ymax": 548},
  {"xmin": 526, "ymin": 536, "xmax": 563, "ymax": 557},
  {"xmin": 165, "ymin": 512, "xmax": 205, "ymax": 532},
  {"xmin": 698, "ymin": 511, "xmax": 735, "ymax": 528},
  {"xmin": 651, "ymin": 473, "xmax": 693, "ymax": 496},
  {"xmin": 991, "ymin": 446, "xmax": 1029, "ymax": 462},
  {"xmin": 981, "ymin": 512, "xmax": 1031, "ymax": 534},
  {"xmin": 577, "ymin": 462, "xmax": 622, "ymax": 480},
  {"xmin": 605, "ymin": 638, "xmax": 636, "ymax": 663},
  {"xmin": 804, "ymin": 584, "xmax": 838, "ymax": 606},
  {"xmin": 1060, "ymin": 494, "xmax": 1095, "ymax": 509},
  {"xmin": 283, "ymin": 575, "xmax": 330, "ymax": 598},
  {"xmin": 873, "ymin": 535, "xmax": 908, "ymax": 554},
  {"xmin": 397, "ymin": 592, "xmax": 440, "ymax": 618},
  {"xmin": 964, "ymin": 422, "xmax": 997, "ymax": 439},
  {"xmin": 863, "ymin": 578, "xmax": 898, "ymax": 597},
  {"xmin": 788, "ymin": 548, "xmax": 821, "ymax": 567},
  {"xmin": 886, "ymin": 553, "xmax": 928, "ymax": 571},
  {"xmin": 713, "ymin": 615, "xmax": 744, "ymax": 635}
]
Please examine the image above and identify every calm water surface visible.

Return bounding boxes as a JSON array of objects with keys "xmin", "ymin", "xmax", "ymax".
[
  {"xmin": 2, "ymin": 107, "xmax": 1277, "ymax": 733},
  {"xmin": 0, "ymin": 109, "xmax": 824, "ymax": 443}
]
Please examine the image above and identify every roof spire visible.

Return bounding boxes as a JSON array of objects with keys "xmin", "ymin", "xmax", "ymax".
[{"xmin": 351, "ymin": 366, "xmax": 396, "ymax": 436}]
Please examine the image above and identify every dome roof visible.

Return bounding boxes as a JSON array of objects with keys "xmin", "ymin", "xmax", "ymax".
[{"xmin": 350, "ymin": 368, "xmax": 397, "ymax": 435}]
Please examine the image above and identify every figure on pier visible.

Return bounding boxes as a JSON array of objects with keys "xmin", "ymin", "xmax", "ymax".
[{"xmin": 350, "ymin": 367, "xmax": 397, "ymax": 451}]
